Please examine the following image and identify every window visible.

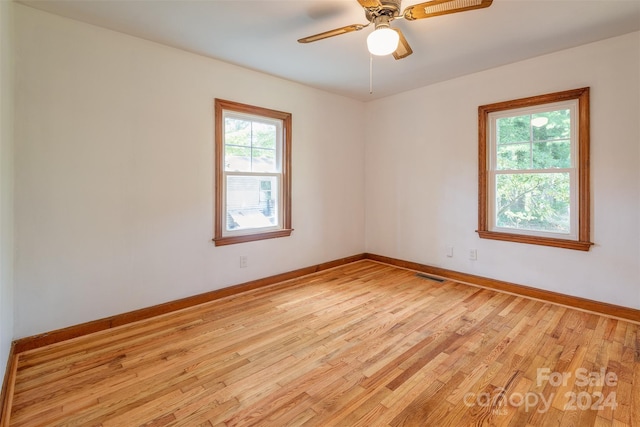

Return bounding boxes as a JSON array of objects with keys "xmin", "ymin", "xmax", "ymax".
[
  {"xmin": 214, "ymin": 99, "xmax": 292, "ymax": 246},
  {"xmin": 478, "ymin": 88, "xmax": 592, "ymax": 251}
]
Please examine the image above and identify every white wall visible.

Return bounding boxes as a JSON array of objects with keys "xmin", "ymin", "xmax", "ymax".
[
  {"xmin": 0, "ymin": 0, "xmax": 15, "ymax": 381},
  {"xmin": 11, "ymin": 4, "xmax": 640, "ymax": 343},
  {"xmin": 365, "ymin": 32, "xmax": 640, "ymax": 309},
  {"xmin": 13, "ymin": 5, "xmax": 366, "ymax": 338}
]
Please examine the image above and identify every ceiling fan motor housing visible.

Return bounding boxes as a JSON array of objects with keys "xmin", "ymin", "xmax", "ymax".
[{"xmin": 365, "ymin": 0, "xmax": 402, "ymax": 23}]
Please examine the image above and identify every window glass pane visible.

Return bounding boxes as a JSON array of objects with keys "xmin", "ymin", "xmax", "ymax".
[
  {"xmin": 532, "ymin": 140, "xmax": 571, "ymax": 169},
  {"xmin": 225, "ymin": 146, "xmax": 251, "ymax": 172},
  {"xmin": 226, "ymin": 175, "xmax": 279, "ymax": 232},
  {"xmin": 497, "ymin": 143, "xmax": 530, "ymax": 170},
  {"xmin": 224, "ymin": 118, "xmax": 279, "ymax": 173},
  {"xmin": 532, "ymin": 109, "xmax": 570, "ymax": 142},
  {"xmin": 224, "ymin": 118, "xmax": 251, "ymax": 146},
  {"xmin": 497, "ymin": 115, "xmax": 530, "ymax": 144},
  {"xmin": 251, "ymin": 148, "xmax": 276, "ymax": 172},
  {"xmin": 251, "ymin": 122, "xmax": 277, "ymax": 149},
  {"xmin": 495, "ymin": 173, "xmax": 570, "ymax": 234}
]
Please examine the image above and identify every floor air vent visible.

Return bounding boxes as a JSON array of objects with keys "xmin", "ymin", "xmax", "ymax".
[{"xmin": 415, "ymin": 273, "xmax": 445, "ymax": 283}]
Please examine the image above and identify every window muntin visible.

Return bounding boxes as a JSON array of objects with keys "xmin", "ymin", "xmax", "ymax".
[
  {"xmin": 478, "ymin": 88, "xmax": 592, "ymax": 251},
  {"xmin": 214, "ymin": 99, "xmax": 292, "ymax": 246}
]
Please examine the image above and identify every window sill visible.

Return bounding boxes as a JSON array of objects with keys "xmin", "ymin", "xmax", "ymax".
[
  {"xmin": 477, "ymin": 230, "xmax": 593, "ymax": 251},
  {"xmin": 213, "ymin": 229, "xmax": 293, "ymax": 246}
]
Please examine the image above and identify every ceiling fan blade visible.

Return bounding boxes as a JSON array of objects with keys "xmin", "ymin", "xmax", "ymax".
[
  {"xmin": 403, "ymin": 0, "xmax": 493, "ymax": 21},
  {"xmin": 357, "ymin": 0, "xmax": 383, "ymax": 8},
  {"xmin": 297, "ymin": 24, "xmax": 367, "ymax": 43},
  {"xmin": 392, "ymin": 29, "xmax": 413, "ymax": 60}
]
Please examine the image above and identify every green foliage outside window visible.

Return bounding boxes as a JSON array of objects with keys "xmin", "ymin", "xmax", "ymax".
[
  {"xmin": 495, "ymin": 109, "xmax": 572, "ymax": 234},
  {"xmin": 496, "ymin": 173, "xmax": 570, "ymax": 232},
  {"xmin": 224, "ymin": 117, "xmax": 277, "ymax": 172}
]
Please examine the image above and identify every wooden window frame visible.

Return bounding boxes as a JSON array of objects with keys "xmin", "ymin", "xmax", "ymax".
[
  {"xmin": 477, "ymin": 87, "xmax": 592, "ymax": 251},
  {"xmin": 213, "ymin": 99, "xmax": 292, "ymax": 246}
]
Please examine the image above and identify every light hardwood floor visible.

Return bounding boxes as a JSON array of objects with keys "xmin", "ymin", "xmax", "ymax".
[{"xmin": 5, "ymin": 260, "xmax": 640, "ymax": 426}]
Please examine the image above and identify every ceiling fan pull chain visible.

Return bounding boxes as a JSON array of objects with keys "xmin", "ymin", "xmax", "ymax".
[{"xmin": 369, "ymin": 54, "xmax": 373, "ymax": 94}]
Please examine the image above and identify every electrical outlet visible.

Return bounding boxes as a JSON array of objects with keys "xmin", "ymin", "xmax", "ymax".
[
  {"xmin": 446, "ymin": 246, "xmax": 454, "ymax": 257},
  {"xmin": 240, "ymin": 256, "xmax": 248, "ymax": 268},
  {"xmin": 469, "ymin": 249, "xmax": 477, "ymax": 261}
]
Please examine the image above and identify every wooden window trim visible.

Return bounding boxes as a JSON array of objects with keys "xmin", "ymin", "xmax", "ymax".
[
  {"xmin": 477, "ymin": 87, "xmax": 593, "ymax": 251},
  {"xmin": 213, "ymin": 99, "xmax": 292, "ymax": 246}
]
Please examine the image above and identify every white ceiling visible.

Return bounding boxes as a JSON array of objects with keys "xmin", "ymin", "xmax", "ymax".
[{"xmin": 18, "ymin": 0, "xmax": 640, "ymax": 101}]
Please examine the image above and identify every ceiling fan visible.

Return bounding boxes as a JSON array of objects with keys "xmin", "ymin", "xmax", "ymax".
[{"xmin": 298, "ymin": 0, "xmax": 493, "ymax": 59}]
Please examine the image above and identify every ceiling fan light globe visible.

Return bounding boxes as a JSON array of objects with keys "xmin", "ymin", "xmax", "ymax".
[{"xmin": 367, "ymin": 28, "xmax": 399, "ymax": 56}]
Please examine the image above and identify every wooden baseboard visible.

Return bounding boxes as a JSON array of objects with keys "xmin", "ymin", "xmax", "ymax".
[
  {"xmin": 12, "ymin": 254, "xmax": 366, "ymax": 354},
  {"xmin": 0, "ymin": 343, "xmax": 17, "ymax": 427},
  {"xmin": 364, "ymin": 253, "xmax": 640, "ymax": 323}
]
